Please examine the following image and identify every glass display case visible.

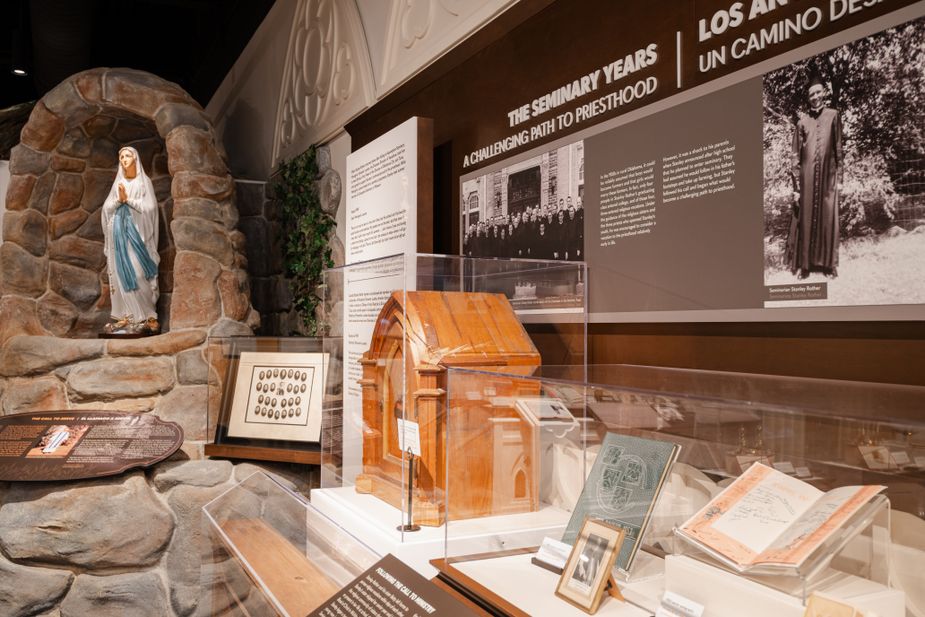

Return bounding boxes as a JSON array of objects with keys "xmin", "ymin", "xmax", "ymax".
[
  {"xmin": 437, "ymin": 365, "xmax": 924, "ymax": 616},
  {"xmin": 205, "ymin": 336, "xmax": 326, "ymax": 466},
  {"xmin": 200, "ymin": 359, "xmax": 923, "ymax": 616},
  {"xmin": 314, "ymin": 253, "xmax": 587, "ymax": 571},
  {"xmin": 202, "ymin": 471, "xmax": 379, "ymax": 617}
]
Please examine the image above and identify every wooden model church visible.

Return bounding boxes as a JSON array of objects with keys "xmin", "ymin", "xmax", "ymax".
[{"xmin": 358, "ymin": 291, "xmax": 542, "ymax": 526}]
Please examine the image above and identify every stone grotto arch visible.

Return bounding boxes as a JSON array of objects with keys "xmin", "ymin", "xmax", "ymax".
[{"xmin": 0, "ymin": 68, "xmax": 258, "ymax": 433}]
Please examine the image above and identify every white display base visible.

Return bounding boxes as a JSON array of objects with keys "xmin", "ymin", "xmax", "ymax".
[
  {"xmin": 664, "ymin": 555, "xmax": 905, "ymax": 617},
  {"xmin": 453, "ymin": 552, "xmax": 651, "ymax": 616},
  {"xmin": 310, "ymin": 487, "xmax": 571, "ymax": 577}
]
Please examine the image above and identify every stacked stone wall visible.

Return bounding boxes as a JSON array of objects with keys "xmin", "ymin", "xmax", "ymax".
[
  {"xmin": 236, "ymin": 145, "xmax": 343, "ymax": 336},
  {"xmin": 0, "ymin": 461, "xmax": 315, "ymax": 616},
  {"xmin": 0, "ymin": 69, "xmax": 272, "ymax": 614},
  {"xmin": 0, "ymin": 330, "xmax": 212, "ymax": 442},
  {"xmin": 0, "ymin": 69, "xmax": 322, "ymax": 616}
]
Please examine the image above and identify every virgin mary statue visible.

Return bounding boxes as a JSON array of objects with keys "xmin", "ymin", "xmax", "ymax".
[{"xmin": 101, "ymin": 146, "xmax": 160, "ymax": 334}]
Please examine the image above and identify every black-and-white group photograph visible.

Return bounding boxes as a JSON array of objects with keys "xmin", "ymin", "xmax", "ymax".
[
  {"xmin": 762, "ymin": 17, "xmax": 925, "ymax": 307},
  {"xmin": 462, "ymin": 141, "xmax": 585, "ymax": 262}
]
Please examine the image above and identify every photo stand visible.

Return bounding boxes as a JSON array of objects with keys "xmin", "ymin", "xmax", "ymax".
[
  {"xmin": 205, "ymin": 336, "xmax": 326, "ymax": 465},
  {"xmin": 202, "ymin": 471, "xmax": 379, "ymax": 617},
  {"xmin": 397, "ymin": 449, "xmax": 421, "ymax": 532}
]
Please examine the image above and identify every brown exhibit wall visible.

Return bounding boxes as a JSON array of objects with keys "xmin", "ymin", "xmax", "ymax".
[
  {"xmin": 588, "ymin": 322, "xmax": 925, "ymax": 387},
  {"xmin": 416, "ymin": 117, "xmax": 435, "ymax": 254},
  {"xmin": 346, "ymin": 0, "xmax": 925, "ymax": 387},
  {"xmin": 522, "ymin": 321, "xmax": 925, "ymax": 387}
]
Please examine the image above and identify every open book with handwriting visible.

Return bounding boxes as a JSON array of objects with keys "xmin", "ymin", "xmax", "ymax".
[{"xmin": 675, "ymin": 463, "xmax": 885, "ymax": 572}]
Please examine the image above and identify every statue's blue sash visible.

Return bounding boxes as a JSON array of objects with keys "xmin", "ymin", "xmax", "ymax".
[{"xmin": 113, "ymin": 202, "xmax": 158, "ymax": 291}]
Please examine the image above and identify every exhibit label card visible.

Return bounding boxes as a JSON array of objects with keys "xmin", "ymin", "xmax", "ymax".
[
  {"xmin": 535, "ymin": 536, "xmax": 572, "ymax": 570},
  {"xmin": 660, "ymin": 591, "xmax": 705, "ymax": 617},
  {"xmin": 396, "ymin": 419, "xmax": 422, "ymax": 457},
  {"xmin": 562, "ymin": 432, "xmax": 680, "ymax": 573},
  {"xmin": 309, "ymin": 553, "xmax": 475, "ymax": 617}
]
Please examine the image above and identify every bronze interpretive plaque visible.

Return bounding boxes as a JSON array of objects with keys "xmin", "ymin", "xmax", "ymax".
[{"xmin": 0, "ymin": 411, "xmax": 183, "ymax": 481}]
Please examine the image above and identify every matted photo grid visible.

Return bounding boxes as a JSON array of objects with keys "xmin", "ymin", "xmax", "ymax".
[{"xmin": 244, "ymin": 365, "xmax": 314, "ymax": 426}]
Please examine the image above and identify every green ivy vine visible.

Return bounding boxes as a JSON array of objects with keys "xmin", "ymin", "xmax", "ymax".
[{"xmin": 275, "ymin": 147, "xmax": 335, "ymax": 335}]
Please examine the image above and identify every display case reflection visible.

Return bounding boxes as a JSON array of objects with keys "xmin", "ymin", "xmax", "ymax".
[{"xmin": 568, "ymin": 381, "xmax": 925, "ymax": 522}]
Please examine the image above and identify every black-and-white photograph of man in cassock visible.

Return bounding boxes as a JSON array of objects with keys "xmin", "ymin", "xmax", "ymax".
[
  {"xmin": 461, "ymin": 141, "xmax": 585, "ymax": 262},
  {"xmin": 569, "ymin": 532, "xmax": 608, "ymax": 592},
  {"xmin": 787, "ymin": 74, "xmax": 843, "ymax": 280},
  {"xmin": 763, "ymin": 17, "xmax": 925, "ymax": 308}
]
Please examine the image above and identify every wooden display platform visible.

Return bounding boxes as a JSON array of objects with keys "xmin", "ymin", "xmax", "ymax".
[
  {"xmin": 215, "ymin": 518, "xmax": 493, "ymax": 617},
  {"xmin": 204, "ymin": 443, "xmax": 321, "ymax": 465},
  {"xmin": 429, "ymin": 575, "xmax": 496, "ymax": 617},
  {"xmin": 431, "ymin": 551, "xmax": 635, "ymax": 617},
  {"xmin": 218, "ymin": 518, "xmax": 338, "ymax": 616},
  {"xmin": 430, "ymin": 552, "xmax": 535, "ymax": 617}
]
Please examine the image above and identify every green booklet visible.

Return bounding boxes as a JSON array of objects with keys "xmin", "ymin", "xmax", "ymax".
[{"xmin": 561, "ymin": 432, "xmax": 680, "ymax": 573}]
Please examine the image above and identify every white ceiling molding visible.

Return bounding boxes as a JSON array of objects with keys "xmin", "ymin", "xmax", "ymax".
[
  {"xmin": 378, "ymin": 0, "xmax": 519, "ymax": 98},
  {"xmin": 272, "ymin": 0, "xmax": 376, "ymax": 167}
]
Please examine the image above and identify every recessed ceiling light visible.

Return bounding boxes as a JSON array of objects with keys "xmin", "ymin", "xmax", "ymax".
[{"xmin": 12, "ymin": 68, "xmax": 28, "ymax": 76}]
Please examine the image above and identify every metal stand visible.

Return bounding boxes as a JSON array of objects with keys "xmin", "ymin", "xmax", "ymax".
[{"xmin": 397, "ymin": 448, "xmax": 421, "ymax": 532}]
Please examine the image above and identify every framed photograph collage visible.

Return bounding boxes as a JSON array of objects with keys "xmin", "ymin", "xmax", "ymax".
[
  {"xmin": 206, "ymin": 337, "xmax": 329, "ymax": 464},
  {"xmin": 225, "ymin": 351, "xmax": 326, "ymax": 443}
]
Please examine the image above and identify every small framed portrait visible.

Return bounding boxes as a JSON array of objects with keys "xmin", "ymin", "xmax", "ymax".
[
  {"xmin": 803, "ymin": 593, "xmax": 860, "ymax": 617},
  {"xmin": 555, "ymin": 518, "xmax": 625, "ymax": 614},
  {"xmin": 224, "ymin": 351, "xmax": 328, "ymax": 444},
  {"xmin": 858, "ymin": 445, "xmax": 891, "ymax": 470}
]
